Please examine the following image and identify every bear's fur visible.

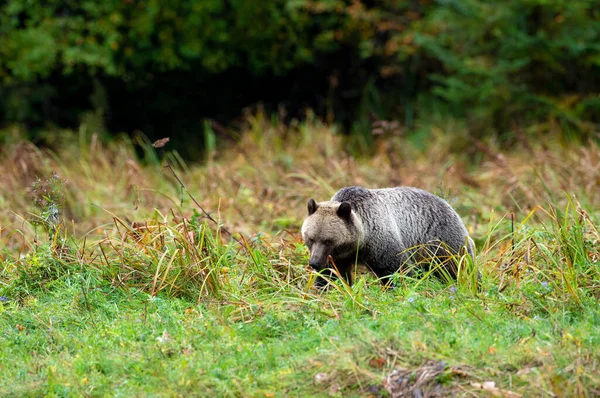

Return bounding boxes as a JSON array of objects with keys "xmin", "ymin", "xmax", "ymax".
[{"xmin": 301, "ymin": 186, "xmax": 474, "ymax": 286}]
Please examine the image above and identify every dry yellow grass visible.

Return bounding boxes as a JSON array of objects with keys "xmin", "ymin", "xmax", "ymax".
[{"xmin": 1, "ymin": 117, "xmax": 598, "ymax": 252}]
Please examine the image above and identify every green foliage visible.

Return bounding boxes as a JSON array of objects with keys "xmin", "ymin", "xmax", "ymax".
[
  {"xmin": 319, "ymin": 0, "xmax": 600, "ymax": 135},
  {"xmin": 0, "ymin": 0, "xmax": 335, "ymax": 81},
  {"xmin": 405, "ymin": 0, "xmax": 600, "ymax": 134},
  {"xmin": 1, "ymin": 172, "xmax": 78, "ymax": 295},
  {"xmin": 2, "ymin": 0, "xmax": 599, "ymax": 141},
  {"xmin": 3, "ymin": 242, "xmax": 77, "ymax": 295}
]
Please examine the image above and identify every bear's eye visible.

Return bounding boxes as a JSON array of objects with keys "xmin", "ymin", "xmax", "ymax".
[{"xmin": 322, "ymin": 239, "xmax": 333, "ymax": 246}]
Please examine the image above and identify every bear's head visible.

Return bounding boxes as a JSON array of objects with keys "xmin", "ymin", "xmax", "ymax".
[{"xmin": 301, "ymin": 198, "xmax": 364, "ymax": 270}]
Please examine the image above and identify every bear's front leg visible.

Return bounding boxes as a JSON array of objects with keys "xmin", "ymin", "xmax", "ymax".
[
  {"xmin": 313, "ymin": 258, "xmax": 354, "ymax": 288},
  {"xmin": 314, "ymin": 271, "xmax": 334, "ymax": 289},
  {"xmin": 367, "ymin": 250, "xmax": 409, "ymax": 286},
  {"xmin": 336, "ymin": 259, "xmax": 353, "ymax": 286}
]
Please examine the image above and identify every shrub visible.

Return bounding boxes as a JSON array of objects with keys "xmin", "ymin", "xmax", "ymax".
[{"xmin": 1, "ymin": 0, "xmax": 598, "ymax": 145}]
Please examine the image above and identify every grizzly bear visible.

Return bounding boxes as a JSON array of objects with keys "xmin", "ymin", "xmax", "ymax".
[{"xmin": 301, "ymin": 186, "xmax": 474, "ymax": 286}]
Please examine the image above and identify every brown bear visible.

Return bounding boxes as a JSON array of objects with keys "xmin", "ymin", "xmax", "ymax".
[{"xmin": 301, "ymin": 186, "xmax": 474, "ymax": 287}]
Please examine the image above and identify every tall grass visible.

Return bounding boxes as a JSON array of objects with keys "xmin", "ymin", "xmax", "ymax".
[{"xmin": 0, "ymin": 117, "xmax": 599, "ymax": 396}]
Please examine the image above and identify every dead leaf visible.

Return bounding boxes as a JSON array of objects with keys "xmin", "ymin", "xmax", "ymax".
[
  {"xmin": 369, "ymin": 357, "xmax": 387, "ymax": 369},
  {"xmin": 450, "ymin": 365, "xmax": 471, "ymax": 378},
  {"xmin": 152, "ymin": 137, "xmax": 170, "ymax": 148},
  {"xmin": 413, "ymin": 341, "xmax": 427, "ymax": 351}
]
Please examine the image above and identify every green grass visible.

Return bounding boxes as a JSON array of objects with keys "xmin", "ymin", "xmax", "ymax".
[
  {"xmin": 1, "ymin": 119, "xmax": 600, "ymax": 396},
  {"xmin": 1, "ymin": 254, "xmax": 599, "ymax": 397}
]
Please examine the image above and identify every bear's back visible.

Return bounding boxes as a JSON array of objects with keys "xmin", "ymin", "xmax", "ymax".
[
  {"xmin": 332, "ymin": 186, "xmax": 448, "ymax": 216},
  {"xmin": 332, "ymin": 186, "xmax": 468, "ymax": 253}
]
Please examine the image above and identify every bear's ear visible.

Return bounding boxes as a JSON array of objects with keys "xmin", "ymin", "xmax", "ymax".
[
  {"xmin": 307, "ymin": 198, "xmax": 318, "ymax": 215},
  {"xmin": 337, "ymin": 202, "xmax": 352, "ymax": 219}
]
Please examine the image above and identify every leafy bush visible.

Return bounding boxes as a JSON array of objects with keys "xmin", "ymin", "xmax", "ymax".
[
  {"xmin": 1, "ymin": 0, "xmax": 599, "ymax": 145},
  {"xmin": 404, "ymin": 0, "xmax": 600, "ymax": 135}
]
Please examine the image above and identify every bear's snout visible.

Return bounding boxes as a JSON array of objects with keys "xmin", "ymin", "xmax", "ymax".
[
  {"xmin": 309, "ymin": 259, "xmax": 324, "ymax": 270},
  {"xmin": 308, "ymin": 244, "xmax": 330, "ymax": 270}
]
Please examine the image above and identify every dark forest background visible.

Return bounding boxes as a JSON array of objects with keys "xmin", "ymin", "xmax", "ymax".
[{"xmin": 1, "ymin": 0, "xmax": 599, "ymax": 157}]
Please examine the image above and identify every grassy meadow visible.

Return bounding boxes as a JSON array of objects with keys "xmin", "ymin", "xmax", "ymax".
[{"xmin": 1, "ymin": 116, "xmax": 599, "ymax": 397}]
